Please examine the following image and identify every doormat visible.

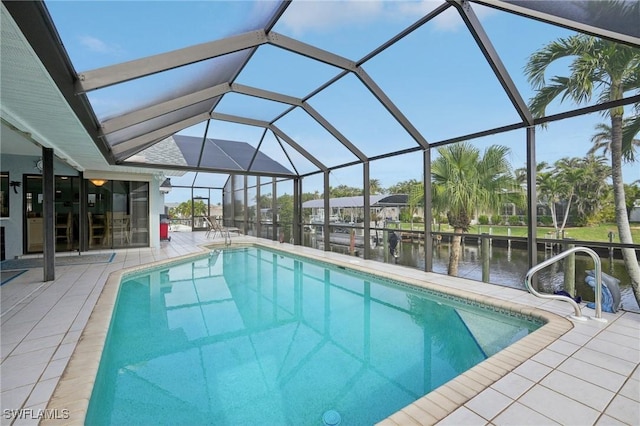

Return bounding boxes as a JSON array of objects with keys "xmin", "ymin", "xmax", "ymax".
[
  {"xmin": 0, "ymin": 253, "xmax": 115, "ymax": 270},
  {"xmin": 1, "ymin": 270, "xmax": 27, "ymax": 286}
]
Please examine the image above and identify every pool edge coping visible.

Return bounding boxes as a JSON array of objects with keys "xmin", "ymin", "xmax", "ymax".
[{"xmin": 42, "ymin": 241, "xmax": 573, "ymax": 425}]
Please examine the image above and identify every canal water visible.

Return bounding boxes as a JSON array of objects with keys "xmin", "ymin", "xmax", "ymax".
[{"xmin": 305, "ymin": 233, "xmax": 640, "ymax": 312}]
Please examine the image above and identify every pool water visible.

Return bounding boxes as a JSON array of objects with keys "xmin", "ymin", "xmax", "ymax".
[{"xmin": 86, "ymin": 247, "xmax": 541, "ymax": 425}]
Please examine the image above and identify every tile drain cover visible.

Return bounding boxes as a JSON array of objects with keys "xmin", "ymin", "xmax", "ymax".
[{"xmin": 322, "ymin": 410, "xmax": 341, "ymax": 425}]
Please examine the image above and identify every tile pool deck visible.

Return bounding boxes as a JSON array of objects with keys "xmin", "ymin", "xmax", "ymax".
[{"xmin": 1, "ymin": 231, "xmax": 638, "ymax": 425}]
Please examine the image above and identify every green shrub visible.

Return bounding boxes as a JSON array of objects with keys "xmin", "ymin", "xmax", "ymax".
[
  {"xmin": 491, "ymin": 214, "xmax": 502, "ymax": 225},
  {"xmin": 508, "ymin": 215, "xmax": 520, "ymax": 225},
  {"xmin": 400, "ymin": 211, "xmax": 412, "ymax": 222},
  {"xmin": 478, "ymin": 215, "xmax": 489, "ymax": 225},
  {"xmin": 538, "ymin": 215, "xmax": 553, "ymax": 226}
]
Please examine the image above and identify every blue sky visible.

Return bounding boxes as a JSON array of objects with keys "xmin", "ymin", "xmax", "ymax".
[{"xmin": 45, "ymin": 0, "xmax": 639, "ymax": 201}]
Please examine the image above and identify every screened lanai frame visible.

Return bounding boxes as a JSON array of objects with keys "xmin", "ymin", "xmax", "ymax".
[{"xmin": 6, "ymin": 1, "xmax": 639, "ymax": 271}]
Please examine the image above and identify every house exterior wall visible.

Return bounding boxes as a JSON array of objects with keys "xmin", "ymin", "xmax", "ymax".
[{"xmin": 0, "ymin": 153, "xmax": 162, "ymax": 260}]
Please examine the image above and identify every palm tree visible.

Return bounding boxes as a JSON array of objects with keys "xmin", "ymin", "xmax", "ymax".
[
  {"xmin": 554, "ymin": 157, "xmax": 585, "ymax": 233},
  {"xmin": 368, "ymin": 178, "xmax": 384, "ymax": 195},
  {"xmin": 525, "ymin": 33, "xmax": 640, "ymax": 304},
  {"xmin": 432, "ymin": 143, "xmax": 514, "ymax": 276},
  {"xmin": 588, "ymin": 121, "xmax": 640, "ymax": 162},
  {"xmin": 388, "ymin": 178, "xmax": 422, "ymax": 195},
  {"xmin": 536, "ymin": 166, "xmax": 566, "ymax": 234},
  {"xmin": 572, "ymin": 155, "xmax": 611, "ymax": 225}
]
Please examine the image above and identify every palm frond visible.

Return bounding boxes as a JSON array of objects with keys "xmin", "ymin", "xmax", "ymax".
[
  {"xmin": 622, "ymin": 115, "xmax": 640, "ymax": 162},
  {"xmin": 526, "ymin": 34, "xmax": 640, "ymax": 121},
  {"xmin": 589, "ymin": 123, "xmax": 614, "ymax": 156},
  {"xmin": 589, "ymin": 119, "xmax": 640, "ymax": 162},
  {"xmin": 524, "ymin": 36, "xmax": 581, "ymax": 89},
  {"xmin": 621, "ymin": 60, "xmax": 640, "ymax": 92},
  {"xmin": 528, "ymin": 81, "xmax": 569, "ymax": 118}
]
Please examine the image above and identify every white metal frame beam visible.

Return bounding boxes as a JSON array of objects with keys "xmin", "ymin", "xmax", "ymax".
[
  {"xmin": 76, "ymin": 30, "xmax": 269, "ymax": 92},
  {"xmin": 210, "ymin": 112, "xmax": 270, "ymax": 128},
  {"xmin": 101, "ymin": 84, "xmax": 230, "ymax": 135},
  {"xmin": 85, "ymin": 25, "xmax": 426, "ymax": 164},
  {"xmin": 267, "ymin": 32, "xmax": 356, "ymax": 71},
  {"xmin": 231, "ymin": 83, "xmax": 302, "ymax": 106}
]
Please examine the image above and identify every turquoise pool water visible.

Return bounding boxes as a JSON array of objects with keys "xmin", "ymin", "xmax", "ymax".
[{"xmin": 86, "ymin": 247, "xmax": 541, "ymax": 425}]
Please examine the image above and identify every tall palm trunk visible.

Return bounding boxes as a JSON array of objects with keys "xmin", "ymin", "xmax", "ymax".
[
  {"xmin": 611, "ymin": 113, "xmax": 640, "ymax": 303},
  {"xmin": 448, "ymin": 228, "xmax": 463, "ymax": 276}
]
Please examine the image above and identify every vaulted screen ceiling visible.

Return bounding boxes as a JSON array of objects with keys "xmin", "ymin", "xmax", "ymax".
[{"xmin": 4, "ymin": 0, "xmax": 639, "ymax": 178}]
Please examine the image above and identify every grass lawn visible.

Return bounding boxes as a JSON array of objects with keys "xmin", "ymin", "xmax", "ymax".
[{"xmin": 399, "ymin": 222, "xmax": 640, "ymax": 243}]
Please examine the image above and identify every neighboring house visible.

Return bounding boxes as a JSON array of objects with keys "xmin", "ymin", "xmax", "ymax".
[
  {"xmin": 302, "ymin": 195, "xmax": 410, "ymax": 224},
  {"xmin": 630, "ymin": 199, "xmax": 640, "ymax": 223}
]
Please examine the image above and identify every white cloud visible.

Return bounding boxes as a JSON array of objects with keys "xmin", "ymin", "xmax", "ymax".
[
  {"xmin": 432, "ymin": 7, "xmax": 462, "ymax": 32},
  {"xmin": 279, "ymin": 0, "xmax": 496, "ymax": 35},
  {"xmin": 395, "ymin": 0, "xmax": 443, "ymax": 18},
  {"xmin": 78, "ymin": 35, "xmax": 121, "ymax": 55},
  {"xmin": 279, "ymin": 0, "xmax": 385, "ymax": 35}
]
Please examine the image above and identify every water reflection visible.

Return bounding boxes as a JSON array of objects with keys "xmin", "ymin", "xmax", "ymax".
[{"xmin": 87, "ymin": 248, "xmax": 540, "ymax": 425}]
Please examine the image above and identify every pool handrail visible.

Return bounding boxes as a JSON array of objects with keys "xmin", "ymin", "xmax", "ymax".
[{"xmin": 524, "ymin": 246, "xmax": 604, "ymax": 322}]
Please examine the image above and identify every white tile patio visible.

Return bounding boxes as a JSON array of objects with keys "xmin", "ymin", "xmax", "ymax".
[{"xmin": 1, "ymin": 230, "xmax": 638, "ymax": 425}]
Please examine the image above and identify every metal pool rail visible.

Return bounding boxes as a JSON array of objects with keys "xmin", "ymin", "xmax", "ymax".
[{"xmin": 524, "ymin": 246, "xmax": 605, "ymax": 322}]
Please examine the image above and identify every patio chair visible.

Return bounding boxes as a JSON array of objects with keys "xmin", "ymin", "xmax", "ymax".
[
  {"xmin": 205, "ymin": 216, "xmax": 223, "ymax": 239},
  {"xmin": 55, "ymin": 211, "xmax": 72, "ymax": 245},
  {"xmin": 88, "ymin": 212, "xmax": 107, "ymax": 248},
  {"xmin": 111, "ymin": 212, "xmax": 131, "ymax": 245}
]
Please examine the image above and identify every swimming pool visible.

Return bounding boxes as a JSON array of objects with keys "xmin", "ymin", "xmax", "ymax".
[{"xmin": 85, "ymin": 246, "xmax": 542, "ymax": 425}]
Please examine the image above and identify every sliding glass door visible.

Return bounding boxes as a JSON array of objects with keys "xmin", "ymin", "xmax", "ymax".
[
  {"xmin": 87, "ymin": 179, "xmax": 149, "ymax": 249},
  {"xmin": 24, "ymin": 174, "xmax": 81, "ymax": 254},
  {"xmin": 22, "ymin": 176, "xmax": 149, "ymax": 253}
]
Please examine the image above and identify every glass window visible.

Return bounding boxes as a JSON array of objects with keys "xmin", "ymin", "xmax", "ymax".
[
  {"xmin": 87, "ymin": 179, "xmax": 112, "ymax": 250},
  {"xmin": 55, "ymin": 176, "xmax": 80, "ymax": 252},
  {"xmin": 129, "ymin": 181, "xmax": 149, "ymax": 247},
  {"xmin": 0, "ymin": 172, "xmax": 8, "ymax": 217}
]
